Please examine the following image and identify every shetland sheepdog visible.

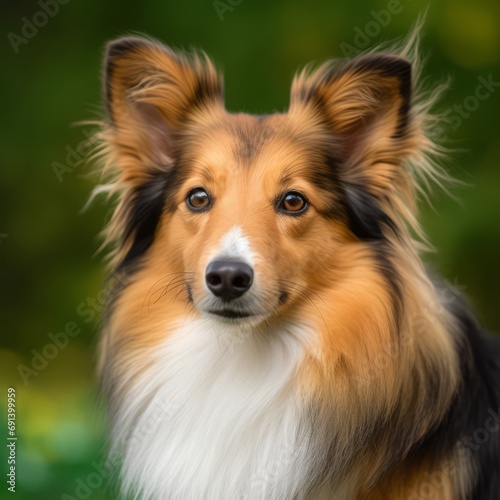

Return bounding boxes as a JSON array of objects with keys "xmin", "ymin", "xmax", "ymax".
[{"xmin": 93, "ymin": 29, "xmax": 500, "ymax": 499}]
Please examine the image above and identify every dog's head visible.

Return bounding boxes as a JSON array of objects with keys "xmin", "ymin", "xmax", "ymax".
[{"xmin": 100, "ymin": 36, "xmax": 426, "ymax": 328}]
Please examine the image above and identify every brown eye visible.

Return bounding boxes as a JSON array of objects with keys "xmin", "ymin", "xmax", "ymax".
[
  {"xmin": 277, "ymin": 191, "xmax": 309, "ymax": 215},
  {"xmin": 186, "ymin": 188, "xmax": 212, "ymax": 212}
]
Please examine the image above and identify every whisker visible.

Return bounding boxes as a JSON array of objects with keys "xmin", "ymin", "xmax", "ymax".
[
  {"xmin": 279, "ymin": 281, "xmax": 330, "ymax": 335},
  {"xmin": 170, "ymin": 284, "xmax": 189, "ymax": 304},
  {"xmin": 280, "ymin": 279, "xmax": 327, "ymax": 306},
  {"xmin": 141, "ymin": 272, "xmax": 194, "ymax": 313},
  {"xmin": 148, "ymin": 278, "xmax": 189, "ymax": 313},
  {"xmin": 155, "ymin": 277, "xmax": 186, "ymax": 303}
]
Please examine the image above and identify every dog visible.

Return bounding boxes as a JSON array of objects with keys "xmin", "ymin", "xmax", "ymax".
[{"xmin": 93, "ymin": 29, "xmax": 500, "ymax": 499}]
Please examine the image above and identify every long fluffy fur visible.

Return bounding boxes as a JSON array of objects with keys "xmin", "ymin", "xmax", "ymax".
[{"xmin": 91, "ymin": 24, "xmax": 500, "ymax": 500}]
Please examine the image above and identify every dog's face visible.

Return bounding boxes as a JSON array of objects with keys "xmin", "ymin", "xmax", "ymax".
[
  {"xmin": 155, "ymin": 111, "xmax": 354, "ymax": 325},
  {"xmin": 103, "ymin": 37, "xmax": 418, "ymax": 329}
]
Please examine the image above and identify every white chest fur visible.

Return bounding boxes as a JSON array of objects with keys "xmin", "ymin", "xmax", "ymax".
[{"xmin": 112, "ymin": 319, "xmax": 319, "ymax": 500}]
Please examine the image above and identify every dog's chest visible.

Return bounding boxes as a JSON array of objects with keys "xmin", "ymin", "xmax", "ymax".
[{"xmin": 115, "ymin": 320, "xmax": 320, "ymax": 500}]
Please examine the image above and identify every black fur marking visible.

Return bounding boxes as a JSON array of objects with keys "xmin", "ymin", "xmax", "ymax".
[
  {"xmin": 103, "ymin": 37, "xmax": 151, "ymax": 125},
  {"xmin": 313, "ymin": 153, "xmax": 399, "ymax": 241},
  {"xmin": 302, "ymin": 144, "xmax": 404, "ymax": 334},
  {"xmin": 371, "ymin": 241, "xmax": 404, "ymax": 332},
  {"xmin": 400, "ymin": 286, "xmax": 500, "ymax": 499},
  {"xmin": 345, "ymin": 54, "xmax": 412, "ymax": 138},
  {"xmin": 341, "ymin": 185, "xmax": 398, "ymax": 241},
  {"xmin": 307, "ymin": 151, "xmax": 403, "ymax": 331},
  {"xmin": 278, "ymin": 291, "xmax": 289, "ymax": 306},
  {"xmin": 191, "ymin": 74, "xmax": 224, "ymax": 113},
  {"xmin": 445, "ymin": 305, "xmax": 500, "ymax": 499},
  {"xmin": 106, "ymin": 37, "xmax": 146, "ymax": 61},
  {"xmin": 117, "ymin": 166, "xmax": 182, "ymax": 273}
]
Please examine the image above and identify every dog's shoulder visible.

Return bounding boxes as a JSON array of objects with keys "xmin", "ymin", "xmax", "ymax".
[{"xmin": 447, "ymin": 285, "xmax": 500, "ymax": 499}]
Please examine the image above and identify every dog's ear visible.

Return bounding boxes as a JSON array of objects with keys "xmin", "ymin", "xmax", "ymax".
[
  {"xmin": 290, "ymin": 54, "xmax": 415, "ymax": 197},
  {"xmin": 103, "ymin": 37, "xmax": 223, "ymax": 174}
]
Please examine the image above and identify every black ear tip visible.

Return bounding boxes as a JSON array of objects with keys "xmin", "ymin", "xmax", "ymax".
[
  {"xmin": 353, "ymin": 53, "xmax": 411, "ymax": 81},
  {"xmin": 102, "ymin": 37, "xmax": 154, "ymax": 124},
  {"xmin": 105, "ymin": 36, "xmax": 151, "ymax": 62}
]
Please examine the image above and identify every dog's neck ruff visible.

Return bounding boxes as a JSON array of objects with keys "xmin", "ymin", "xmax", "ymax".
[{"xmin": 111, "ymin": 319, "xmax": 323, "ymax": 500}]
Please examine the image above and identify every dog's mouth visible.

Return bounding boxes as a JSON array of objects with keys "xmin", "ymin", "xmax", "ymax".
[
  {"xmin": 199, "ymin": 289, "xmax": 289, "ymax": 324},
  {"xmin": 207, "ymin": 309, "xmax": 254, "ymax": 319}
]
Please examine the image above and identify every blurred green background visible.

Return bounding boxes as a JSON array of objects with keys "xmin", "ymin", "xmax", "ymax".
[{"xmin": 1, "ymin": 0, "xmax": 499, "ymax": 498}]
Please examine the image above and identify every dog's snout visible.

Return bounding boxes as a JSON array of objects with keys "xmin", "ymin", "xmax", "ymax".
[{"xmin": 205, "ymin": 260, "xmax": 253, "ymax": 301}]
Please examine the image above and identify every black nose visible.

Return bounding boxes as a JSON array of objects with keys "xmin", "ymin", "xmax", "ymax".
[{"xmin": 205, "ymin": 260, "xmax": 254, "ymax": 301}]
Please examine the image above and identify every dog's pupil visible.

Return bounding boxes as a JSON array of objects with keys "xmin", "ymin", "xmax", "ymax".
[
  {"xmin": 192, "ymin": 192, "xmax": 207, "ymax": 207},
  {"xmin": 285, "ymin": 194, "xmax": 303, "ymax": 210}
]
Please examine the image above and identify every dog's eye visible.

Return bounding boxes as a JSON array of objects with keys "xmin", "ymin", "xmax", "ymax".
[
  {"xmin": 277, "ymin": 191, "xmax": 309, "ymax": 215},
  {"xmin": 186, "ymin": 188, "xmax": 211, "ymax": 212}
]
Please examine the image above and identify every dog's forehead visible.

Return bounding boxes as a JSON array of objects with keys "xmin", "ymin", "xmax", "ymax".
[{"xmin": 190, "ymin": 111, "xmax": 306, "ymax": 171}]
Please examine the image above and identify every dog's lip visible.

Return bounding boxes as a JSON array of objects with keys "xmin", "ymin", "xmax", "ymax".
[{"xmin": 207, "ymin": 308, "xmax": 254, "ymax": 319}]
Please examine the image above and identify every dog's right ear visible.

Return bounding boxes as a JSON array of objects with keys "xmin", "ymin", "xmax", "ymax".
[{"xmin": 103, "ymin": 37, "xmax": 224, "ymax": 172}]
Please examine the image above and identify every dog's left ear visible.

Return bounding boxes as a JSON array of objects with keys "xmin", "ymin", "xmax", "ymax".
[{"xmin": 290, "ymin": 54, "xmax": 415, "ymax": 197}]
